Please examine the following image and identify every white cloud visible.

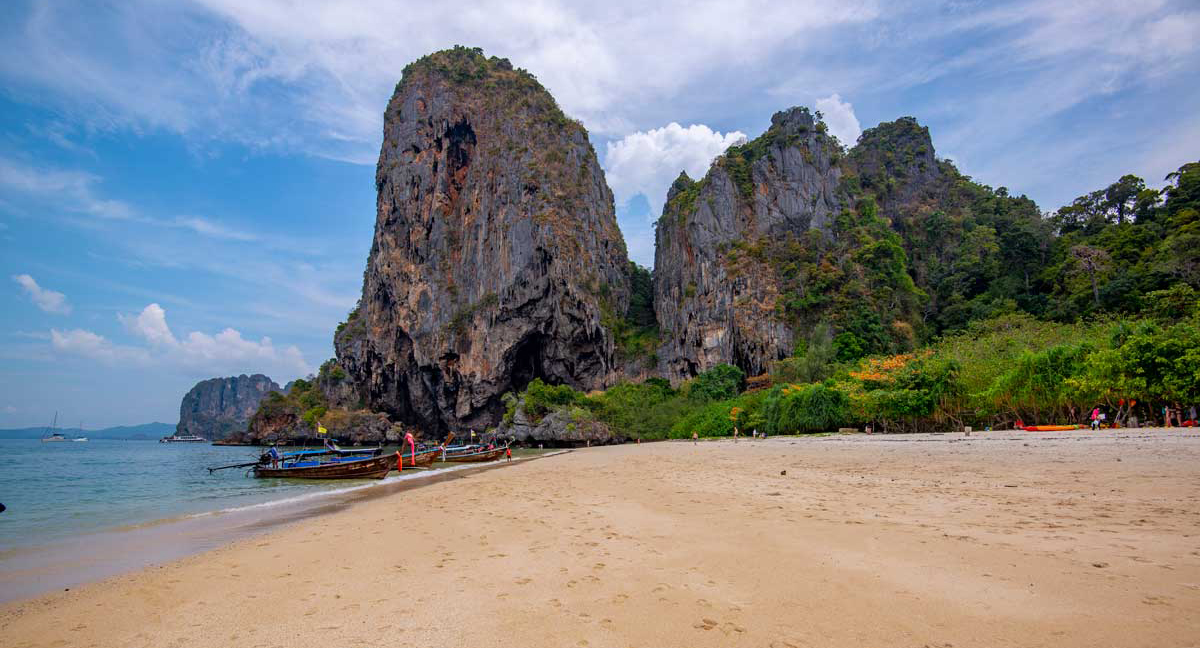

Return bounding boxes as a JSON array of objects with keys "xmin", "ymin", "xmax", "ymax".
[
  {"xmin": 0, "ymin": 156, "xmax": 133, "ymax": 220},
  {"xmin": 604, "ymin": 123, "xmax": 746, "ymax": 215},
  {"xmin": 13, "ymin": 274, "xmax": 71, "ymax": 314},
  {"xmin": 815, "ymin": 93, "xmax": 861, "ymax": 147},
  {"xmin": 0, "ymin": 1, "xmax": 878, "ymax": 162},
  {"xmin": 53, "ymin": 304, "xmax": 312, "ymax": 381},
  {"xmin": 111, "ymin": 303, "xmax": 310, "ymax": 376},
  {"xmin": 118, "ymin": 303, "xmax": 177, "ymax": 346},
  {"xmin": 0, "ymin": 155, "xmax": 263, "ymax": 242},
  {"xmin": 51, "ymin": 328, "xmax": 147, "ymax": 363},
  {"xmin": 171, "ymin": 216, "xmax": 258, "ymax": 242}
]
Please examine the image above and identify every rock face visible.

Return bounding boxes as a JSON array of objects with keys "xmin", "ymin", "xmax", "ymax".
[
  {"xmin": 849, "ymin": 117, "xmax": 944, "ymax": 214},
  {"xmin": 497, "ymin": 407, "xmax": 624, "ymax": 447},
  {"xmin": 654, "ymin": 110, "xmax": 961, "ymax": 382},
  {"xmin": 315, "ymin": 359, "xmax": 361, "ymax": 410},
  {"xmin": 176, "ymin": 374, "xmax": 281, "ymax": 439},
  {"xmin": 653, "ymin": 107, "xmax": 845, "ymax": 381},
  {"xmin": 336, "ymin": 47, "xmax": 630, "ymax": 434},
  {"xmin": 243, "ymin": 407, "xmax": 397, "ymax": 446}
]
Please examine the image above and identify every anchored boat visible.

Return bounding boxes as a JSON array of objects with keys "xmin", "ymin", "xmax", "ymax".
[
  {"xmin": 442, "ymin": 445, "xmax": 507, "ymax": 463},
  {"xmin": 252, "ymin": 451, "xmax": 397, "ymax": 479}
]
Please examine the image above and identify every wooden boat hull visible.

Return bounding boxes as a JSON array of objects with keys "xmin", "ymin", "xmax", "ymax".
[
  {"xmin": 1021, "ymin": 425, "xmax": 1080, "ymax": 431},
  {"xmin": 443, "ymin": 447, "xmax": 506, "ymax": 463},
  {"xmin": 398, "ymin": 448, "xmax": 440, "ymax": 468},
  {"xmin": 253, "ymin": 453, "xmax": 395, "ymax": 479}
]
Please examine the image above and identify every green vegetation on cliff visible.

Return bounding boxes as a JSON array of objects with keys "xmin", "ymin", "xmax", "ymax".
[{"xmin": 505, "ymin": 299, "xmax": 1200, "ymax": 438}]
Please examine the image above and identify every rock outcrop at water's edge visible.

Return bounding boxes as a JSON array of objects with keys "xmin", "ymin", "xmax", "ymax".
[
  {"xmin": 176, "ymin": 374, "xmax": 281, "ymax": 440},
  {"xmin": 334, "ymin": 47, "xmax": 631, "ymax": 434},
  {"xmin": 496, "ymin": 406, "xmax": 625, "ymax": 448}
]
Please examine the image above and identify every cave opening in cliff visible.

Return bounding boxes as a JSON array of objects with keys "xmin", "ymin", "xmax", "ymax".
[
  {"xmin": 442, "ymin": 120, "xmax": 476, "ymax": 208},
  {"xmin": 509, "ymin": 333, "xmax": 548, "ymax": 393}
]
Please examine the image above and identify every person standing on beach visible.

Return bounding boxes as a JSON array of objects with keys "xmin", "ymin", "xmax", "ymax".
[
  {"xmin": 1164, "ymin": 405, "xmax": 1173, "ymax": 428},
  {"xmin": 1091, "ymin": 407, "xmax": 1100, "ymax": 430},
  {"xmin": 733, "ymin": 427, "xmax": 739, "ymax": 443},
  {"xmin": 692, "ymin": 431, "xmax": 698, "ymax": 445}
]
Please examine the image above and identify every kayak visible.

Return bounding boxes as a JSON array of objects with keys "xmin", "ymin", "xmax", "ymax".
[{"xmin": 1021, "ymin": 424, "xmax": 1080, "ymax": 431}]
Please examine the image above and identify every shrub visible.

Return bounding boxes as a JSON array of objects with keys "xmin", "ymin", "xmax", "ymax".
[
  {"xmin": 669, "ymin": 399, "xmax": 739, "ymax": 438},
  {"xmin": 763, "ymin": 382, "xmax": 851, "ymax": 434},
  {"xmin": 688, "ymin": 364, "xmax": 746, "ymax": 402}
]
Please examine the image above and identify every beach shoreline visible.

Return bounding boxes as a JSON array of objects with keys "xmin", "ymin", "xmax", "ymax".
[
  {"xmin": 0, "ymin": 451, "xmax": 565, "ymax": 605},
  {"xmin": 3, "ymin": 429, "xmax": 1198, "ymax": 647}
]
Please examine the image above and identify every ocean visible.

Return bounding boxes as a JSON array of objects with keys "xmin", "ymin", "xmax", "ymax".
[
  {"xmin": 0, "ymin": 439, "xmax": 386, "ymax": 552},
  {"xmin": 0, "ymin": 438, "xmax": 534, "ymax": 602}
]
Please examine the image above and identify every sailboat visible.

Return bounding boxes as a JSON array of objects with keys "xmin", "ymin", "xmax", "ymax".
[
  {"xmin": 73, "ymin": 421, "xmax": 88, "ymax": 442},
  {"xmin": 40, "ymin": 413, "xmax": 66, "ymax": 442}
]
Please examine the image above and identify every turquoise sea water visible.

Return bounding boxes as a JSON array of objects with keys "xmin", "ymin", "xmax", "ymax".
[{"xmin": 0, "ymin": 439, "xmax": 408, "ymax": 553}]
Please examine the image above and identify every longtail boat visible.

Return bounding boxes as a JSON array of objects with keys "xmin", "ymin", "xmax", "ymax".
[
  {"xmin": 252, "ymin": 452, "xmax": 396, "ymax": 479},
  {"xmin": 442, "ymin": 445, "xmax": 507, "ymax": 463},
  {"xmin": 398, "ymin": 447, "xmax": 441, "ymax": 468}
]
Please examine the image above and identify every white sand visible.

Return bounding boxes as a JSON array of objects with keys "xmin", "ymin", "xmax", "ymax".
[{"xmin": 3, "ymin": 428, "xmax": 1198, "ymax": 647}]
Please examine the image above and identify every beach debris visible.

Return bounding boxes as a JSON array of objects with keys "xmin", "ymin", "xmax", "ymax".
[
  {"xmin": 1093, "ymin": 562, "xmax": 1109, "ymax": 568},
  {"xmin": 780, "ymin": 470, "xmax": 787, "ymax": 476}
]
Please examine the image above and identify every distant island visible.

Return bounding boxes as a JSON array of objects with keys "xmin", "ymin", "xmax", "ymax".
[{"xmin": 0, "ymin": 422, "xmax": 175, "ymax": 441}]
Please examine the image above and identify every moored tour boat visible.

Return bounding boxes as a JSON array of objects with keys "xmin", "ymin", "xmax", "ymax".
[
  {"xmin": 442, "ymin": 445, "xmax": 507, "ymax": 463},
  {"xmin": 253, "ymin": 452, "xmax": 397, "ymax": 479},
  {"xmin": 160, "ymin": 434, "xmax": 207, "ymax": 443},
  {"xmin": 398, "ymin": 447, "xmax": 441, "ymax": 468}
]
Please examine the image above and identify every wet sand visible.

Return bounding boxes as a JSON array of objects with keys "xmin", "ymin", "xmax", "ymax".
[{"xmin": 3, "ymin": 429, "xmax": 1198, "ymax": 647}]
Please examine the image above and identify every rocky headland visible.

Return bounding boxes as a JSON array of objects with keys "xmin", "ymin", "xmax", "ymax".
[{"xmin": 175, "ymin": 374, "xmax": 281, "ymax": 440}]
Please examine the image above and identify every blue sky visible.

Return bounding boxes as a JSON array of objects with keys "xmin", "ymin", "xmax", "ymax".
[{"xmin": 2, "ymin": 0, "xmax": 1198, "ymax": 427}]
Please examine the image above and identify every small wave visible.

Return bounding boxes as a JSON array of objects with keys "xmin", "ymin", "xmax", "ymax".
[{"xmin": 187, "ymin": 464, "xmax": 479, "ymax": 518}]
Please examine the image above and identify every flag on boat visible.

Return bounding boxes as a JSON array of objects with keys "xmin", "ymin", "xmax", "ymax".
[{"xmin": 317, "ymin": 422, "xmax": 327, "ymax": 435}]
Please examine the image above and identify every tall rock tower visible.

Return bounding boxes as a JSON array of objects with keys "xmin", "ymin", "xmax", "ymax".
[{"xmin": 336, "ymin": 47, "xmax": 631, "ymax": 433}]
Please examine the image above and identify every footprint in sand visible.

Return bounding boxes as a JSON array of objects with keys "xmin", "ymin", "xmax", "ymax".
[
  {"xmin": 720, "ymin": 622, "xmax": 746, "ymax": 635},
  {"xmin": 694, "ymin": 618, "xmax": 719, "ymax": 631},
  {"xmin": 515, "ymin": 577, "xmax": 533, "ymax": 585}
]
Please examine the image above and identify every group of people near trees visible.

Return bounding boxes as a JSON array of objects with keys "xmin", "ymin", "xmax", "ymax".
[{"xmin": 1089, "ymin": 403, "xmax": 1198, "ymax": 430}]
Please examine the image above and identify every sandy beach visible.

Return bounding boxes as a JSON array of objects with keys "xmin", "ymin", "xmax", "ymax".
[{"xmin": 3, "ymin": 429, "xmax": 1199, "ymax": 647}]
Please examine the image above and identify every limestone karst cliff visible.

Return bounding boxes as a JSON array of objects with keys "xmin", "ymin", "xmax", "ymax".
[
  {"xmin": 239, "ymin": 48, "xmax": 1054, "ymax": 440},
  {"xmin": 653, "ymin": 107, "xmax": 848, "ymax": 381},
  {"xmin": 654, "ymin": 109, "xmax": 1046, "ymax": 381},
  {"xmin": 176, "ymin": 374, "xmax": 281, "ymax": 439},
  {"xmin": 334, "ymin": 47, "xmax": 633, "ymax": 433}
]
